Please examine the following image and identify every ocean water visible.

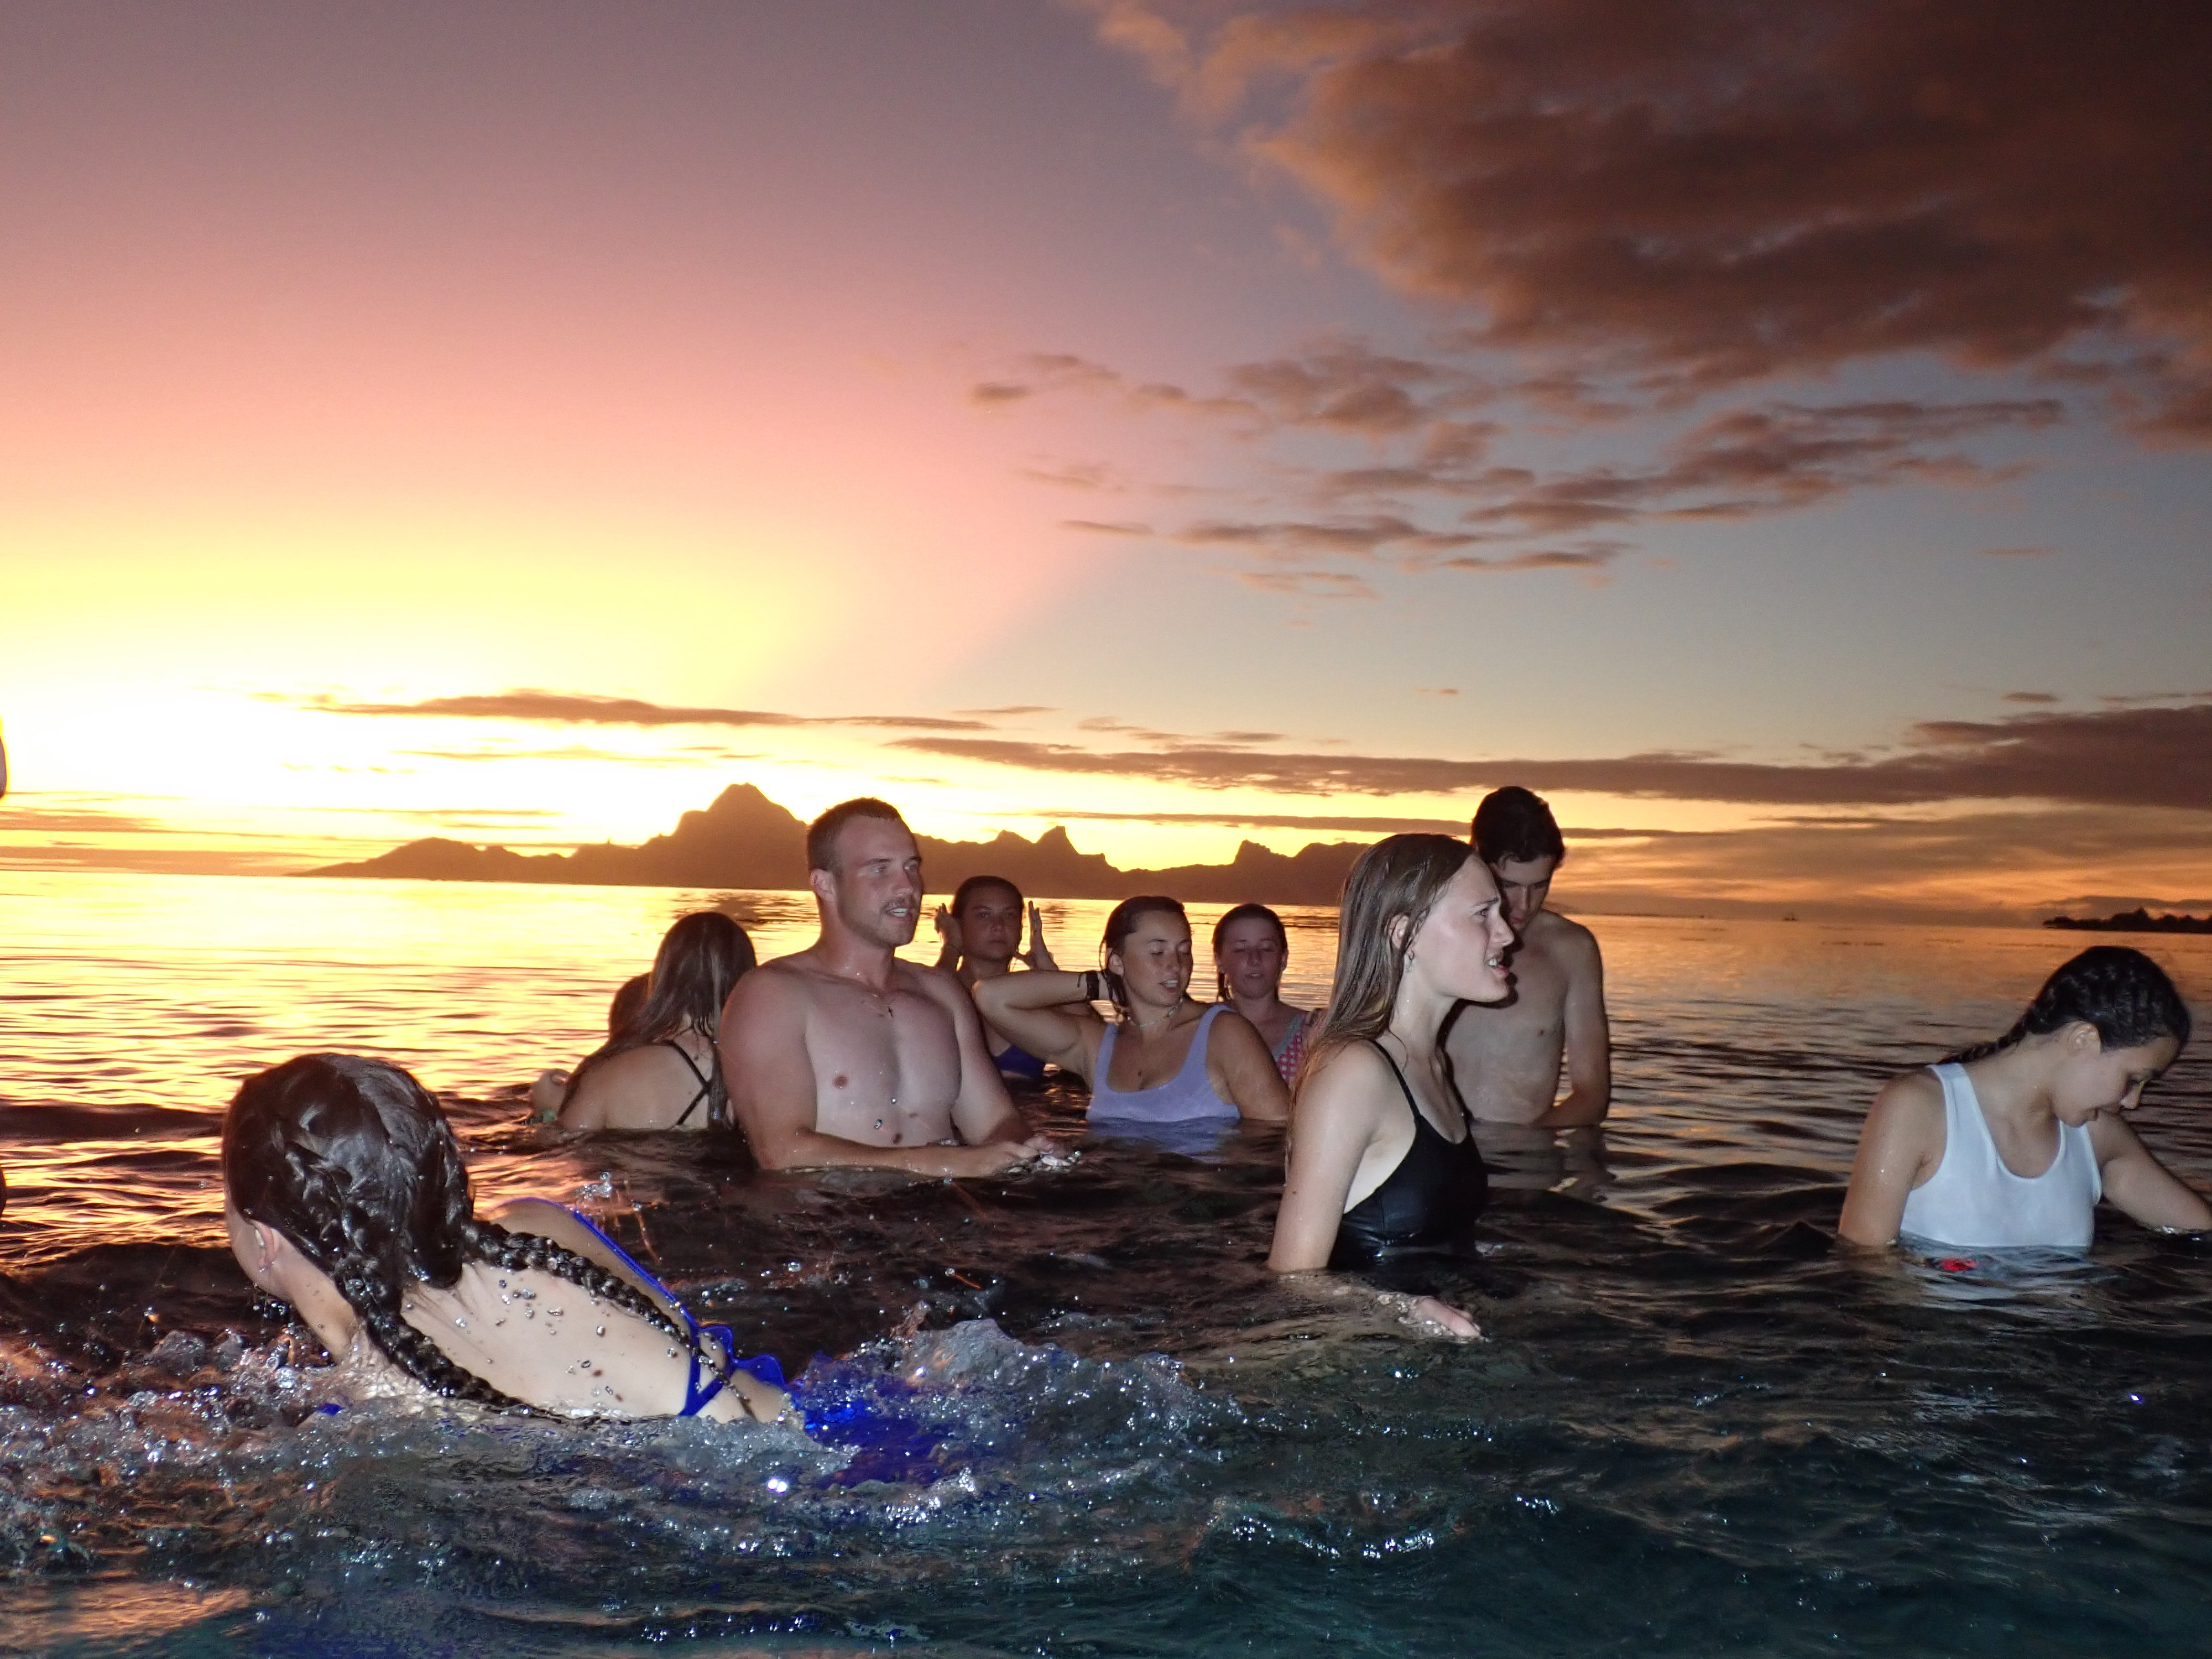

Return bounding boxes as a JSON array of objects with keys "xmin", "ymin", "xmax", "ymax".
[{"xmin": 2, "ymin": 869, "xmax": 2210, "ymax": 1658}]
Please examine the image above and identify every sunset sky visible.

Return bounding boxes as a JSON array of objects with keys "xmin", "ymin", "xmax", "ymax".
[{"xmin": 2, "ymin": 1, "xmax": 2207, "ymax": 921}]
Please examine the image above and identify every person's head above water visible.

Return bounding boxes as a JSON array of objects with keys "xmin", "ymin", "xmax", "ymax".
[
  {"xmin": 951, "ymin": 875, "xmax": 1024, "ymax": 969},
  {"xmin": 807, "ymin": 798, "xmax": 922, "ymax": 950},
  {"xmin": 607, "ymin": 973, "xmax": 650, "ymax": 1038},
  {"xmin": 1308, "ymin": 834, "xmax": 1514, "ymax": 1070},
  {"xmin": 1214, "ymin": 902, "xmax": 1288, "ymax": 1005},
  {"xmin": 223, "ymin": 1053, "xmax": 701, "ymax": 1410},
  {"xmin": 1472, "ymin": 786, "xmax": 1566, "ymax": 935},
  {"xmin": 627, "ymin": 911, "xmax": 755, "ymax": 1042},
  {"xmin": 1947, "ymin": 946, "xmax": 2192, "ymax": 1115},
  {"xmin": 1099, "ymin": 896, "xmax": 1190, "ymax": 1021},
  {"xmin": 560, "ymin": 911, "xmax": 757, "ymax": 1125}
]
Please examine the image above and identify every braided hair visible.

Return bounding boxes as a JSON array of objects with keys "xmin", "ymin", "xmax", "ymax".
[
  {"xmin": 560, "ymin": 911, "xmax": 755, "ymax": 1128},
  {"xmin": 225, "ymin": 1053, "xmax": 724, "ymax": 1413},
  {"xmin": 1945, "ymin": 946, "xmax": 2193, "ymax": 1066}
]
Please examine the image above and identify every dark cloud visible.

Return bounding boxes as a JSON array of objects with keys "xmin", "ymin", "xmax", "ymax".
[
  {"xmin": 1180, "ymin": 513, "xmax": 1478, "ymax": 558},
  {"xmin": 1002, "ymin": 342, "xmax": 2053, "ymax": 583},
  {"xmin": 1021, "ymin": 462, "xmax": 1122, "ymax": 491},
  {"xmin": 1233, "ymin": 568, "xmax": 1378, "ymax": 599},
  {"xmin": 1092, "ymin": 1, "xmax": 2212, "ymax": 436},
  {"xmin": 0, "ymin": 801, "xmax": 164, "ymax": 834},
  {"xmin": 1442, "ymin": 398, "xmax": 2057, "ymax": 538},
  {"xmin": 1559, "ymin": 806, "xmax": 2212, "ymax": 924},
  {"xmin": 1062, "ymin": 518, "xmax": 1154, "ymax": 536},
  {"xmin": 1043, "ymin": 808, "xmax": 1465, "ymax": 833},
  {"xmin": 396, "ymin": 746, "xmax": 767, "ymax": 766},
  {"xmin": 895, "ymin": 698, "xmax": 2212, "ymax": 810},
  {"xmin": 2001, "ymin": 692, "xmax": 2059, "ymax": 705},
  {"xmin": 973, "ymin": 352, "xmax": 1257, "ymax": 422},
  {"xmin": 952, "ymin": 705, "xmax": 1058, "ymax": 717},
  {"xmin": 1438, "ymin": 548, "xmax": 1617, "ymax": 574},
  {"xmin": 283, "ymin": 691, "xmax": 990, "ymax": 732}
]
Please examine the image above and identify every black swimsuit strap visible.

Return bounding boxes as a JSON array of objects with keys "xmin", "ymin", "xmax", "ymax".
[
  {"xmin": 661, "ymin": 1038, "xmax": 715, "ymax": 1127},
  {"xmin": 1368, "ymin": 1039, "xmax": 1464, "ymax": 1145}
]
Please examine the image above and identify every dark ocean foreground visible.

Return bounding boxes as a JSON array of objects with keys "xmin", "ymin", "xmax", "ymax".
[{"xmin": 3, "ymin": 872, "xmax": 2210, "ymax": 1657}]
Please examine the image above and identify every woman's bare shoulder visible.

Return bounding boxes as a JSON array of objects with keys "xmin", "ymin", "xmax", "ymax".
[
  {"xmin": 1863, "ymin": 1067, "xmax": 1946, "ymax": 1142},
  {"xmin": 1298, "ymin": 1037, "xmax": 1395, "ymax": 1102}
]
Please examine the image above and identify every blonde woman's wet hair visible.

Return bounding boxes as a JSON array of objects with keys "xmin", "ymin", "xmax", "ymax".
[{"xmin": 1300, "ymin": 834, "xmax": 1476, "ymax": 1088}]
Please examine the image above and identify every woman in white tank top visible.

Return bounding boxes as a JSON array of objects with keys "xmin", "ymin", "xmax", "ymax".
[{"xmin": 1839, "ymin": 947, "xmax": 2206, "ymax": 1250}]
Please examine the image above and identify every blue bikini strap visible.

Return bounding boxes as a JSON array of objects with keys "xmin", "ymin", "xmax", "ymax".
[{"xmin": 560, "ymin": 1206, "xmax": 787, "ymax": 1415}]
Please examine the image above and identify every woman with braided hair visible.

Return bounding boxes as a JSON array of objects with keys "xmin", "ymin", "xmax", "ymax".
[
  {"xmin": 225, "ymin": 1052, "xmax": 792, "ymax": 1422},
  {"xmin": 1840, "ymin": 946, "xmax": 2208, "ymax": 1249}
]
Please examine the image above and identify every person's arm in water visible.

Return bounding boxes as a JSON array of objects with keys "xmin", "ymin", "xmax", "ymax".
[
  {"xmin": 719, "ymin": 968, "xmax": 1041, "ymax": 1177},
  {"xmin": 1201, "ymin": 1009, "xmax": 1293, "ymax": 1123},
  {"xmin": 971, "ymin": 968, "xmax": 1104, "ymax": 1080},
  {"xmin": 913, "ymin": 964, "xmax": 1048, "ymax": 1150},
  {"xmin": 2088, "ymin": 1114, "xmax": 2212, "ymax": 1231},
  {"xmin": 1837, "ymin": 1072, "xmax": 1944, "ymax": 1246},
  {"xmin": 1268, "ymin": 1045, "xmax": 1478, "ymax": 1337},
  {"xmin": 1536, "ymin": 927, "xmax": 1611, "ymax": 1129}
]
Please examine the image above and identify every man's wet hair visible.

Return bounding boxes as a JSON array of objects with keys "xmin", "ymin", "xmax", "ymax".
[
  {"xmin": 952, "ymin": 874, "xmax": 1022, "ymax": 919},
  {"xmin": 1473, "ymin": 786, "xmax": 1566, "ymax": 866},
  {"xmin": 807, "ymin": 797, "xmax": 909, "ymax": 873}
]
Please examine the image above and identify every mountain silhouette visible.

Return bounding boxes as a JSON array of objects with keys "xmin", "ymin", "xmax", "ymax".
[{"xmin": 304, "ymin": 782, "xmax": 1378, "ymax": 906}]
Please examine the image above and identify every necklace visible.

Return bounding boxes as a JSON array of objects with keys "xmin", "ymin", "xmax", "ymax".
[{"xmin": 1127, "ymin": 1000, "xmax": 1184, "ymax": 1034}]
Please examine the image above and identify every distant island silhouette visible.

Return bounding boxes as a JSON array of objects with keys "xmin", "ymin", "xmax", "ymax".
[
  {"xmin": 2043, "ymin": 907, "xmax": 2212, "ymax": 935},
  {"xmin": 303, "ymin": 782, "xmax": 1378, "ymax": 906}
]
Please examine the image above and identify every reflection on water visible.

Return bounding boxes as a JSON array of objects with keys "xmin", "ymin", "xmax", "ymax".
[{"xmin": 3, "ymin": 870, "xmax": 2211, "ymax": 1656}]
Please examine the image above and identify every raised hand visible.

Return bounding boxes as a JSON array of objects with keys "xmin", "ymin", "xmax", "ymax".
[
  {"xmin": 932, "ymin": 902, "xmax": 964, "ymax": 968},
  {"xmin": 1020, "ymin": 901, "xmax": 1060, "ymax": 970}
]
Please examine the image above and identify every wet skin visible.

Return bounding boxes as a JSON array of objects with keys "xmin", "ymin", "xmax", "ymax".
[
  {"xmin": 1840, "ymin": 1026, "xmax": 2210, "ymax": 1245},
  {"xmin": 720, "ymin": 815, "xmax": 1041, "ymax": 1176},
  {"xmin": 1443, "ymin": 853, "xmax": 1611, "ymax": 1127},
  {"xmin": 971, "ymin": 910, "xmax": 1291, "ymax": 1121},
  {"xmin": 1216, "ymin": 914, "xmax": 1308, "ymax": 1056}
]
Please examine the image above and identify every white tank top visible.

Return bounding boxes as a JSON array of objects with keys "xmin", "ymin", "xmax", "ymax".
[{"xmin": 1898, "ymin": 1063, "xmax": 2101, "ymax": 1249}]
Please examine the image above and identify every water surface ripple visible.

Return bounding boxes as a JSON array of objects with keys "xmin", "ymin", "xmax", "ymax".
[{"xmin": 3, "ymin": 872, "xmax": 2210, "ymax": 1656}]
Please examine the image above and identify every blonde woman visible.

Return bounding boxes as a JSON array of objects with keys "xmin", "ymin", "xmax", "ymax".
[{"xmin": 1269, "ymin": 834, "xmax": 1515, "ymax": 1335}]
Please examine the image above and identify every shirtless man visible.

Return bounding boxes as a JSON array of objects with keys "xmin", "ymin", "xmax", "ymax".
[
  {"xmin": 718, "ymin": 797, "xmax": 1050, "ymax": 1174},
  {"xmin": 1443, "ymin": 786, "xmax": 1611, "ymax": 1128}
]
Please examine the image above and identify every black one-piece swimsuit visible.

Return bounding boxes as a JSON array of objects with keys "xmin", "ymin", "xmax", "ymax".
[{"xmin": 1328, "ymin": 1041, "xmax": 1488, "ymax": 1268}]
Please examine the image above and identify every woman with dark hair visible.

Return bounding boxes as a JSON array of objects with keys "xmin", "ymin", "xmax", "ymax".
[
  {"xmin": 547, "ymin": 912, "xmax": 757, "ymax": 1131},
  {"xmin": 224, "ymin": 1052, "xmax": 792, "ymax": 1421},
  {"xmin": 1840, "ymin": 946, "xmax": 2205, "ymax": 1248},
  {"xmin": 1213, "ymin": 903, "xmax": 1318, "ymax": 1087},
  {"xmin": 1267, "ymin": 835, "xmax": 1516, "ymax": 1335},
  {"xmin": 933, "ymin": 874, "xmax": 1061, "ymax": 1080},
  {"xmin": 973, "ymin": 896, "xmax": 1290, "ymax": 1125}
]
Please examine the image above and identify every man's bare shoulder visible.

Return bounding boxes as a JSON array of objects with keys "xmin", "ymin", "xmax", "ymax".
[
  {"xmin": 1528, "ymin": 909, "xmax": 1603, "ymax": 964},
  {"xmin": 725, "ymin": 956, "xmax": 820, "ymax": 1015},
  {"xmin": 889, "ymin": 957, "xmax": 967, "ymax": 1008}
]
